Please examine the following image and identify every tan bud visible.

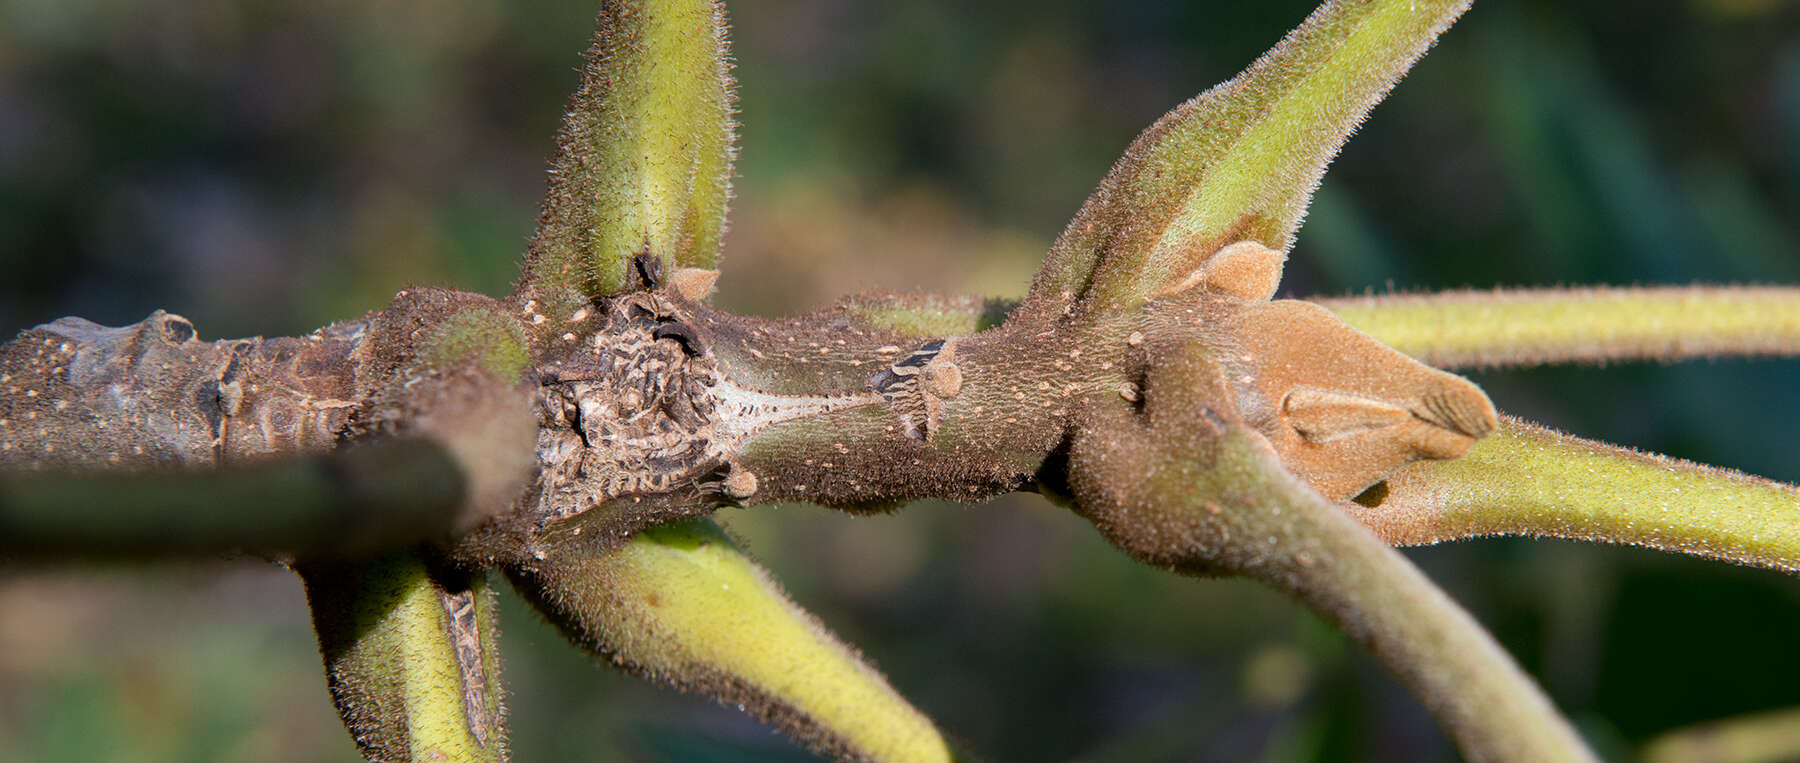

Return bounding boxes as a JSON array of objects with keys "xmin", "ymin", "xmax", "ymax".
[
  {"xmin": 1283, "ymin": 387, "xmax": 1411, "ymax": 443},
  {"xmin": 669, "ymin": 268, "xmax": 721, "ymax": 303},
  {"xmin": 924, "ymin": 362, "xmax": 963, "ymax": 399},
  {"xmin": 722, "ymin": 464, "xmax": 759, "ymax": 499},
  {"xmin": 1163, "ymin": 240, "xmax": 1286, "ymax": 301},
  {"xmin": 1232, "ymin": 300, "xmax": 1497, "ymax": 500}
]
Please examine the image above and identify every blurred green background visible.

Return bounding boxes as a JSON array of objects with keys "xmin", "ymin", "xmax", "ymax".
[{"xmin": 1, "ymin": 0, "xmax": 1798, "ymax": 760}]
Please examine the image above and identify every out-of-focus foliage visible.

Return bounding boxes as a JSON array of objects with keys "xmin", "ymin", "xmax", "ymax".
[{"xmin": 0, "ymin": 0, "xmax": 1796, "ymax": 760}]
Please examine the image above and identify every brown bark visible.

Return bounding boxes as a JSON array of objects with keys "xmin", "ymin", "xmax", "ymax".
[{"xmin": 0, "ymin": 310, "xmax": 364, "ymax": 472}]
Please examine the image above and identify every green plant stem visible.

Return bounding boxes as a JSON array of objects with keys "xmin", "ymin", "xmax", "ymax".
[
  {"xmin": 1353, "ymin": 416, "xmax": 1800, "ymax": 573},
  {"xmin": 1068, "ymin": 341, "xmax": 1593, "ymax": 762},
  {"xmin": 1641, "ymin": 705, "xmax": 1800, "ymax": 763},
  {"xmin": 1164, "ymin": 446, "xmax": 1595, "ymax": 762},
  {"xmin": 1028, "ymin": 0, "xmax": 1472, "ymax": 318},
  {"xmin": 1318, "ymin": 286, "xmax": 1800, "ymax": 369},
  {"xmin": 1236, "ymin": 449, "xmax": 1593, "ymax": 762},
  {"xmin": 0, "ymin": 438, "xmax": 465, "ymax": 561},
  {"xmin": 302, "ymin": 552, "xmax": 507, "ymax": 763},
  {"xmin": 518, "ymin": 0, "xmax": 735, "ymax": 310},
  {"xmin": 508, "ymin": 519, "xmax": 955, "ymax": 763},
  {"xmin": 840, "ymin": 293, "xmax": 1015, "ymax": 338}
]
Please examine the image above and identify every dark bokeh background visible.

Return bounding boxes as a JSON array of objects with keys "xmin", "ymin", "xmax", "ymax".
[{"xmin": 2, "ymin": 0, "xmax": 1798, "ymax": 760}]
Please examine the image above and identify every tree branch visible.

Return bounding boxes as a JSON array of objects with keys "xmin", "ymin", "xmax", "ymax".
[{"xmin": 0, "ymin": 288, "xmax": 539, "ymax": 564}]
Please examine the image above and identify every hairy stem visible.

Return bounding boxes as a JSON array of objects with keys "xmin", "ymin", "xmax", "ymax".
[
  {"xmin": 517, "ymin": 0, "xmax": 736, "ymax": 314},
  {"xmin": 1354, "ymin": 416, "xmax": 1800, "ymax": 574},
  {"xmin": 1230, "ymin": 445, "xmax": 1592, "ymax": 762},
  {"xmin": 840, "ymin": 294, "xmax": 1016, "ymax": 339},
  {"xmin": 1068, "ymin": 340, "xmax": 1592, "ymax": 762},
  {"xmin": 302, "ymin": 552, "xmax": 507, "ymax": 762},
  {"xmin": 1026, "ymin": 0, "xmax": 1472, "ymax": 319},
  {"xmin": 508, "ymin": 519, "xmax": 955, "ymax": 763},
  {"xmin": 1318, "ymin": 286, "xmax": 1800, "ymax": 369},
  {"xmin": 1642, "ymin": 705, "xmax": 1800, "ymax": 763}
]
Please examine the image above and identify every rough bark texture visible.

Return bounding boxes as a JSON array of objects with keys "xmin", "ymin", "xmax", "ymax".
[{"xmin": 0, "ymin": 310, "xmax": 364, "ymax": 472}]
